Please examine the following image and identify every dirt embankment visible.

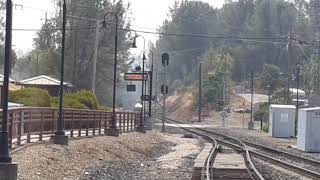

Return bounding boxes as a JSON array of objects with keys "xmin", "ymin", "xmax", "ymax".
[
  {"xmin": 166, "ymin": 92, "xmax": 197, "ymax": 123},
  {"xmin": 165, "ymin": 92, "xmax": 253, "ymax": 127}
]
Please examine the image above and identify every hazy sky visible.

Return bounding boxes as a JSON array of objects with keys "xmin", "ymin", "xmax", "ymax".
[{"xmin": 10, "ymin": 0, "xmax": 225, "ymax": 56}]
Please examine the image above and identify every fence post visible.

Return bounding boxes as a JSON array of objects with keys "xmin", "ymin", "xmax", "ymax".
[
  {"xmin": 17, "ymin": 110, "xmax": 23, "ymax": 146},
  {"xmin": 79, "ymin": 111, "xmax": 82, "ymax": 137},
  {"xmin": 52, "ymin": 110, "xmax": 55, "ymax": 134},
  {"xmin": 93, "ymin": 112, "xmax": 96, "ymax": 136},
  {"xmin": 126, "ymin": 113, "xmax": 129, "ymax": 132},
  {"xmin": 8, "ymin": 111, "xmax": 13, "ymax": 148},
  {"xmin": 118, "ymin": 113, "xmax": 122, "ymax": 134},
  {"xmin": 104, "ymin": 112, "xmax": 107, "ymax": 134},
  {"xmin": 99, "ymin": 112, "xmax": 102, "ymax": 135},
  {"xmin": 124, "ymin": 113, "xmax": 126, "ymax": 132},
  {"xmin": 130, "ymin": 113, "xmax": 133, "ymax": 131},
  {"xmin": 39, "ymin": 111, "xmax": 44, "ymax": 141},
  {"xmin": 86, "ymin": 111, "xmax": 89, "ymax": 136},
  {"xmin": 70, "ymin": 111, "xmax": 74, "ymax": 138},
  {"xmin": 27, "ymin": 110, "xmax": 32, "ymax": 143}
]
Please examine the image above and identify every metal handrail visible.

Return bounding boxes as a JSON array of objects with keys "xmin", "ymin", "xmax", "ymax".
[{"xmin": 0, "ymin": 107, "xmax": 140, "ymax": 149}]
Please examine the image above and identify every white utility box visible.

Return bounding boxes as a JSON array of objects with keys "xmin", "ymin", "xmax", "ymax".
[
  {"xmin": 297, "ymin": 107, "xmax": 320, "ymax": 152},
  {"xmin": 269, "ymin": 104, "xmax": 296, "ymax": 138}
]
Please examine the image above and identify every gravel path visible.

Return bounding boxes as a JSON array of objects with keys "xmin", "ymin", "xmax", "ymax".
[
  {"xmin": 13, "ymin": 131, "xmax": 203, "ymax": 180},
  {"xmin": 81, "ymin": 133, "xmax": 203, "ymax": 180}
]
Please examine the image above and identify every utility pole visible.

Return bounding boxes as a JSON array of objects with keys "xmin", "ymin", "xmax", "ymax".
[
  {"xmin": 153, "ymin": 55, "xmax": 158, "ymax": 128},
  {"xmin": 287, "ymin": 30, "xmax": 293, "ymax": 104},
  {"xmin": 72, "ymin": 25, "xmax": 78, "ymax": 86},
  {"xmin": 45, "ymin": 12, "xmax": 47, "ymax": 24},
  {"xmin": 198, "ymin": 63, "xmax": 202, "ymax": 122},
  {"xmin": 223, "ymin": 52, "xmax": 227, "ymax": 106},
  {"xmin": 92, "ymin": 20, "xmax": 100, "ymax": 94},
  {"xmin": 248, "ymin": 71, "xmax": 254, "ymax": 130},
  {"xmin": 295, "ymin": 62, "xmax": 300, "ymax": 137},
  {"xmin": 36, "ymin": 52, "xmax": 39, "ymax": 75},
  {"xmin": 317, "ymin": 33, "xmax": 320, "ymax": 95}
]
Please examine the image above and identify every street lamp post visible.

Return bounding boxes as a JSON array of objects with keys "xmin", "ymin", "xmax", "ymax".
[
  {"xmin": 0, "ymin": 0, "xmax": 18, "ymax": 179},
  {"xmin": 132, "ymin": 34, "xmax": 147, "ymax": 133},
  {"xmin": 103, "ymin": 12, "xmax": 120, "ymax": 136},
  {"xmin": 148, "ymin": 50, "xmax": 154, "ymax": 117},
  {"xmin": 51, "ymin": 0, "xmax": 68, "ymax": 145},
  {"xmin": 0, "ymin": 0, "xmax": 12, "ymax": 163}
]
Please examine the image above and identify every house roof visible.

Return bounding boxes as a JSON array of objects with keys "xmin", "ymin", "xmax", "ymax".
[
  {"xmin": 270, "ymin": 104, "xmax": 296, "ymax": 109},
  {"xmin": 300, "ymin": 107, "xmax": 320, "ymax": 112},
  {"xmin": 289, "ymin": 88, "xmax": 305, "ymax": 95},
  {"xmin": 20, "ymin": 75, "xmax": 73, "ymax": 87},
  {"xmin": 0, "ymin": 74, "xmax": 16, "ymax": 82}
]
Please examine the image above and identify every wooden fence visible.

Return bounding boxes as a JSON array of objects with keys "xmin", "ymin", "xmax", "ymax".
[{"xmin": 0, "ymin": 107, "xmax": 140, "ymax": 149}]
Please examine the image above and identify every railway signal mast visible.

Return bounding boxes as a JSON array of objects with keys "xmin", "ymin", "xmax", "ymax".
[{"xmin": 161, "ymin": 53, "xmax": 169, "ymax": 132}]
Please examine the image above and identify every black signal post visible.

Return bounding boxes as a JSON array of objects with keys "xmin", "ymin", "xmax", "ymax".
[{"xmin": 161, "ymin": 53, "xmax": 169, "ymax": 132}]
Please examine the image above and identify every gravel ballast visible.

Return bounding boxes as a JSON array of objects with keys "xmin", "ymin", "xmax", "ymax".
[
  {"xmin": 206, "ymin": 127, "xmax": 320, "ymax": 161},
  {"xmin": 80, "ymin": 133, "xmax": 203, "ymax": 180},
  {"xmin": 13, "ymin": 131, "xmax": 203, "ymax": 180},
  {"xmin": 252, "ymin": 157, "xmax": 309, "ymax": 180}
]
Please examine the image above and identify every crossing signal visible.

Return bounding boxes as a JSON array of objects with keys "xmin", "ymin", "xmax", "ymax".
[{"xmin": 161, "ymin": 85, "xmax": 168, "ymax": 94}]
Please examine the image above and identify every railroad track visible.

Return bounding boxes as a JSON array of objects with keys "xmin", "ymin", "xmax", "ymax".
[
  {"xmin": 154, "ymin": 115, "xmax": 264, "ymax": 180},
  {"xmin": 155, "ymin": 115, "xmax": 320, "ymax": 179}
]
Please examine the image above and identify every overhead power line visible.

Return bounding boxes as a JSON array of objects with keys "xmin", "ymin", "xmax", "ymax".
[
  {"xmin": 120, "ymin": 28, "xmax": 287, "ymax": 41},
  {"xmin": 0, "ymin": 26, "xmax": 96, "ymax": 32},
  {"xmin": 1, "ymin": 25, "xmax": 291, "ymax": 45}
]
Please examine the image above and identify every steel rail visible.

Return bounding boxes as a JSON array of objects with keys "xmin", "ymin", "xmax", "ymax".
[
  {"xmin": 199, "ymin": 128, "xmax": 320, "ymax": 179},
  {"xmin": 202, "ymin": 124, "xmax": 320, "ymax": 166},
  {"xmin": 205, "ymin": 140, "xmax": 218, "ymax": 180},
  {"xmin": 249, "ymin": 150, "xmax": 320, "ymax": 179},
  {"xmin": 241, "ymin": 140, "xmax": 320, "ymax": 166},
  {"xmin": 157, "ymin": 115, "xmax": 320, "ymax": 179},
  {"xmin": 155, "ymin": 115, "xmax": 264, "ymax": 180},
  {"xmin": 154, "ymin": 116, "xmax": 218, "ymax": 179}
]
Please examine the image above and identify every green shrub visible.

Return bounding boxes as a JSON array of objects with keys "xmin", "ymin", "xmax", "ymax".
[
  {"xmin": 254, "ymin": 103, "xmax": 269, "ymax": 123},
  {"xmin": 262, "ymin": 123, "xmax": 269, "ymax": 133},
  {"xmin": 51, "ymin": 90, "xmax": 98, "ymax": 110},
  {"xmin": 73, "ymin": 90, "xmax": 98, "ymax": 110},
  {"xmin": 9, "ymin": 88, "xmax": 51, "ymax": 107},
  {"xmin": 51, "ymin": 97, "xmax": 59, "ymax": 107},
  {"xmin": 98, "ymin": 106, "xmax": 112, "ymax": 112}
]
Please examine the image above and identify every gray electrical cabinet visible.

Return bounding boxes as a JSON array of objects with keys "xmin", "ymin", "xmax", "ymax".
[
  {"xmin": 297, "ymin": 107, "xmax": 320, "ymax": 152},
  {"xmin": 269, "ymin": 104, "xmax": 296, "ymax": 138}
]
